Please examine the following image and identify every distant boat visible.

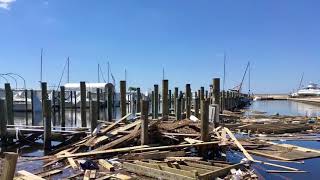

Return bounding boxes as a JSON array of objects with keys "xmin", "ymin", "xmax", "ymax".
[{"xmin": 291, "ymin": 82, "xmax": 320, "ymax": 97}]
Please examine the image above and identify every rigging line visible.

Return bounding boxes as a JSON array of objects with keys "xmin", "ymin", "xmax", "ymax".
[
  {"xmin": 56, "ymin": 59, "xmax": 68, "ymax": 91},
  {"xmin": 99, "ymin": 65, "xmax": 107, "ymax": 83}
]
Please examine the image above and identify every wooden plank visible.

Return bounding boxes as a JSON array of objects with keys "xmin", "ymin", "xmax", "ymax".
[
  {"xmin": 184, "ymin": 138, "xmax": 203, "ymax": 144},
  {"xmin": 199, "ymin": 163, "xmax": 243, "ymax": 180},
  {"xmin": 17, "ymin": 171, "xmax": 45, "ymax": 180},
  {"xmin": 135, "ymin": 161, "xmax": 197, "ymax": 178},
  {"xmin": 184, "ymin": 161, "xmax": 221, "ymax": 171},
  {"xmin": 83, "ymin": 170, "xmax": 91, "ymax": 180},
  {"xmin": 90, "ymin": 170, "xmax": 96, "ymax": 179},
  {"xmin": 224, "ymin": 127, "xmax": 254, "ymax": 161},
  {"xmin": 94, "ymin": 124, "xmax": 140, "ymax": 151},
  {"xmin": 98, "ymin": 159, "xmax": 115, "ymax": 171},
  {"xmin": 111, "ymin": 174, "xmax": 132, "ymax": 180},
  {"xmin": 58, "ymin": 142, "xmax": 219, "ymax": 158},
  {"xmin": 65, "ymin": 152, "xmax": 78, "ymax": 170},
  {"xmin": 123, "ymin": 151, "xmax": 186, "ymax": 160},
  {"xmin": 266, "ymin": 170, "xmax": 308, "ymax": 174},
  {"xmin": 100, "ymin": 113, "xmax": 132, "ymax": 134},
  {"xmin": 123, "ymin": 162, "xmax": 194, "ymax": 180},
  {"xmin": 166, "ymin": 157, "xmax": 202, "ymax": 161}
]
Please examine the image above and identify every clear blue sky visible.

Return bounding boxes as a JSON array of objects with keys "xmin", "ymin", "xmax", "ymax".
[{"xmin": 0, "ymin": 0, "xmax": 319, "ymax": 93}]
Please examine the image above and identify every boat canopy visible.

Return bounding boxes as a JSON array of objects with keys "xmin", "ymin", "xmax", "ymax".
[{"xmin": 64, "ymin": 83, "xmax": 113, "ymax": 91}]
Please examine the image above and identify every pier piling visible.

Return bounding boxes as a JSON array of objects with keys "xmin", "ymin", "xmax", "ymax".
[
  {"xmin": 154, "ymin": 84, "xmax": 159, "ymax": 119},
  {"xmin": 41, "ymin": 82, "xmax": 48, "ymax": 125},
  {"xmin": 162, "ymin": 80, "xmax": 169, "ymax": 119},
  {"xmin": 90, "ymin": 100, "xmax": 98, "ymax": 133},
  {"xmin": 5, "ymin": 83, "xmax": 13, "ymax": 125},
  {"xmin": 80, "ymin": 81, "xmax": 87, "ymax": 127},
  {"xmin": 107, "ymin": 84, "xmax": 113, "ymax": 122},
  {"xmin": 24, "ymin": 89, "xmax": 28, "ymax": 125},
  {"xmin": 136, "ymin": 88, "xmax": 141, "ymax": 113},
  {"xmin": 141, "ymin": 100, "xmax": 149, "ymax": 145},
  {"xmin": 44, "ymin": 99, "xmax": 52, "ymax": 151},
  {"xmin": 120, "ymin": 81, "xmax": 127, "ymax": 119},
  {"xmin": 175, "ymin": 97, "xmax": 182, "ymax": 120},
  {"xmin": 1, "ymin": 152, "xmax": 18, "ymax": 180},
  {"xmin": 60, "ymin": 86, "xmax": 66, "ymax": 128},
  {"xmin": 30, "ymin": 90, "xmax": 35, "ymax": 125},
  {"xmin": 0, "ymin": 99, "xmax": 7, "ymax": 144},
  {"xmin": 97, "ymin": 88, "xmax": 100, "ymax": 120}
]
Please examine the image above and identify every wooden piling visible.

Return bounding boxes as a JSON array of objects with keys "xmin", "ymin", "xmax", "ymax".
[
  {"xmin": 24, "ymin": 89, "xmax": 28, "ymax": 125},
  {"xmin": 168, "ymin": 90, "xmax": 172, "ymax": 110},
  {"xmin": 151, "ymin": 91, "xmax": 155, "ymax": 119},
  {"xmin": 213, "ymin": 78, "xmax": 221, "ymax": 113},
  {"xmin": 0, "ymin": 152, "xmax": 18, "ymax": 180},
  {"xmin": 73, "ymin": 91, "xmax": 77, "ymax": 123},
  {"xmin": 44, "ymin": 99, "xmax": 52, "ymax": 151},
  {"xmin": 205, "ymin": 90, "xmax": 208, "ymax": 99},
  {"xmin": 120, "ymin": 81, "xmax": 127, "ymax": 119},
  {"xmin": 41, "ymin": 82, "xmax": 48, "ymax": 125},
  {"xmin": 194, "ymin": 96, "xmax": 200, "ymax": 118},
  {"xmin": 201, "ymin": 99, "xmax": 209, "ymax": 142},
  {"xmin": 136, "ymin": 88, "xmax": 141, "ymax": 113},
  {"xmin": 162, "ymin": 80, "xmax": 169, "ymax": 119},
  {"xmin": 154, "ymin": 84, "xmax": 159, "ymax": 119},
  {"xmin": 80, "ymin": 81, "xmax": 87, "ymax": 127},
  {"xmin": 90, "ymin": 100, "xmax": 98, "ymax": 133},
  {"xmin": 0, "ymin": 99, "xmax": 7, "ymax": 143},
  {"xmin": 60, "ymin": 86, "xmax": 66, "ymax": 128},
  {"xmin": 141, "ymin": 100, "xmax": 149, "ymax": 145},
  {"xmin": 5, "ymin": 83, "xmax": 13, "ymax": 125},
  {"xmin": 185, "ymin": 84, "xmax": 191, "ymax": 118},
  {"xmin": 30, "ymin": 90, "xmax": 35, "ymax": 125},
  {"xmin": 96, "ymin": 88, "xmax": 100, "ymax": 120},
  {"xmin": 175, "ymin": 98, "xmax": 182, "ymax": 120},
  {"xmin": 200, "ymin": 87, "xmax": 205, "ymax": 101},
  {"xmin": 174, "ymin": 87, "xmax": 178, "ymax": 114},
  {"xmin": 107, "ymin": 84, "xmax": 113, "ymax": 122}
]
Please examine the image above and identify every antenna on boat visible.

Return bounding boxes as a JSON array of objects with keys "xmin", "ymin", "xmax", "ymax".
[
  {"xmin": 40, "ymin": 48, "xmax": 43, "ymax": 83},
  {"xmin": 67, "ymin": 57, "xmax": 70, "ymax": 83}
]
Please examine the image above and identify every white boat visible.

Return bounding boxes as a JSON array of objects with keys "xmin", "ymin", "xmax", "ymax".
[
  {"xmin": 296, "ymin": 82, "xmax": 320, "ymax": 97},
  {"xmin": 13, "ymin": 91, "xmax": 42, "ymax": 112}
]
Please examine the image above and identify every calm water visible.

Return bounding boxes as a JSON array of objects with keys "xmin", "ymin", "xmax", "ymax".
[{"xmin": 248, "ymin": 100, "xmax": 320, "ymax": 117}]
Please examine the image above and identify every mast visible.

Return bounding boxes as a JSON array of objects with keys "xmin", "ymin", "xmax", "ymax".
[
  {"xmin": 162, "ymin": 67, "xmax": 165, "ymax": 80},
  {"xmin": 40, "ymin": 48, "xmax": 43, "ymax": 83},
  {"xmin": 125, "ymin": 69, "xmax": 127, "ymax": 82},
  {"xmin": 298, "ymin": 73, "xmax": 304, "ymax": 90},
  {"xmin": 98, "ymin": 63, "xmax": 100, "ymax": 83},
  {"xmin": 223, "ymin": 52, "xmax": 226, "ymax": 91},
  {"xmin": 248, "ymin": 62, "xmax": 251, "ymax": 96},
  {"xmin": 67, "ymin": 57, "xmax": 70, "ymax": 83}
]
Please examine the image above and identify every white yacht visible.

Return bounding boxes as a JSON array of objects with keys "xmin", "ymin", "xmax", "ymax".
[{"xmin": 295, "ymin": 83, "xmax": 320, "ymax": 97}]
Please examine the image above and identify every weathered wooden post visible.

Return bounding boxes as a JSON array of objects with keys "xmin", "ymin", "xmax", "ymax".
[
  {"xmin": 213, "ymin": 78, "xmax": 221, "ymax": 115},
  {"xmin": 151, "ymin": 91, "xmax": 155, "ymax": 119},
  {"xmin": 200, "ymin": 99, "xmax": 209, "ymax": 157},
  {"xmin": 41, "ymin": 82, "xmax": 48, "ymax": 125},
  {"xmin": 154, "ymin": 84, "xmax": 159, "ymax": 119},
  {"xmin": 141, "ymin": 100, "xmax": 149, "ymax": 145},
  {"xmin": 90, "ymin": 100, "xmax": 98, "ymax": 133},
  {"xmin": 80, "ymin": 82, "xmax": 87, "ymax": 127},
  {"xmin": 107, "ymin": 84, "xmax": 113, "ymax": 122},
  {"xmin": 200, "ymin": 87, "xmax": 205, "ymax": 101},
  {"xmin": 5, "ymin": 83, "xmax": 13, "ymax": 125},
  {"xmin": 30, "ymin": 90, "xmax": 35, "ymax": 125},
  {"xmin": 96, "ymin": 88, "xmax": 101, "ymax": 120},
  {"xmin": 25, "ymin": 89, "xmax": 28, "ymax": 125},
  {"xmin": 205, "ymin": 90, "xmax": 209, "ymax": 99},
  {"xmin": 0, "ymin": 152, "xmax": 18, "ymax": 180},
  {"xmin": 194, "ymin": 96, "xmax": 200, "ymax": 118},
  {"xmin": 185, "ymin": 84, "xmax": 191, "ymax": 119},
  {"xmin": 60, "ymin": 86, "xmax": 66, "ymax": 128},
  {"xmin": 169, "ymin": 90, "xmax": 172, "ymax": 110},
  {"xmin": 44, "ymin": 99, "xmax": 52, "ymax": 151},
  {"xmin": 0, "ymin": 99, "xmax": 7, "ymax": 144},
  {"xmin": 120, "ymin": 80, "xmax": 127, "ymax": 118},
  {"xmin": 73, "ymin": 91, "xmax": 77, "ymax": 123},
  {"xmin": 175, "ymin": 97, "xmax": 182, "ymax": 120},
  {"xmin": 136, "ymin": 88, "xmax": 141, "ymax": 113},
  {"xmin": 162, "ymin": 80, "xmax": 169, "ymax": 119},
  {"xmin": 174, "ymin": 87, "xmax": 178, "ymax": 114}
]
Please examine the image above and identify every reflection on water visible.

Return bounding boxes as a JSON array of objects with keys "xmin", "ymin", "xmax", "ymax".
[
  {"xmin": 13, "ymin": 107, "xmax": 122, "ymax": 127},
  {"xmin": 248, "ymin": 100, "xmax": 320, "ymax": 117}
]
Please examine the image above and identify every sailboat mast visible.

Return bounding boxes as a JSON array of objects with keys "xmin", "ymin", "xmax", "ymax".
[
  {"xmin": 108, "ymin": 61, "xmax": 110, "ymax": 83},
  {"xmin": 298, "ymin": 73, "xmax": 304, "ymax": 90},
  {"xmin": 67, "ymin": 57, "xmax": 70, "ymax": 83},
  {"xmin": 98, "ymin": 63, "xmax": 100, "ymax": 83},
  {"xmin": 223, "ymin": 52, "xmax": 226, "ymax": 91},
  {"xmin": 248, "ymin": 62, "xmax": 251, "ymax": 96},
  {"xmin": 40, "ymin": 48, "xmax": 43, "ymax": 83}
]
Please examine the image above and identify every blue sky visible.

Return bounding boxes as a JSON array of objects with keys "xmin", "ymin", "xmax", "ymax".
[{"xmin": 0, "ymin": 0, "xmax": 319, "ymax": 93}]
